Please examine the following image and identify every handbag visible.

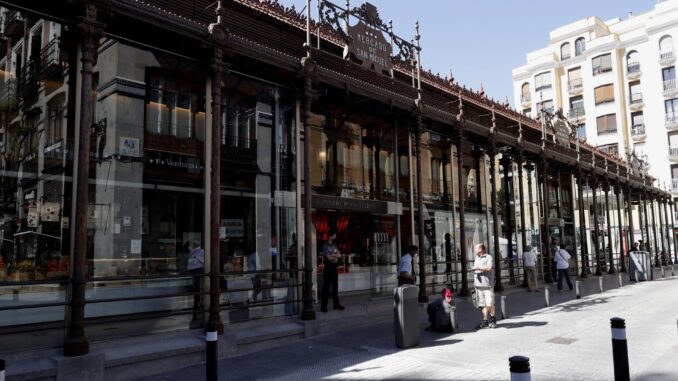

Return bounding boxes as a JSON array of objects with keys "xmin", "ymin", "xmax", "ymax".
[{"xmin": 471, "ymin": 289, "xmax": 479, "ymax": 309}]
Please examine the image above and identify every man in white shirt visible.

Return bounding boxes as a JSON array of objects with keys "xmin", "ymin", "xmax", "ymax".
[
  {"xmin": 398, "ymin": 245, "xmax": 418, "ymax": 286},
  {"xmin": 472, "ymin": 243, "xmax": 496, "ymax": 329},
  {"xmin": 522, "ymin": 245, "xmax": 539, "ymax": 292},
  {"xmin": 554, "ymin": 243, "xmax": 574, "ymax": 292}
]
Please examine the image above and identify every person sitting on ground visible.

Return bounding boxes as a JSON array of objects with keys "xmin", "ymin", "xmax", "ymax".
[{"xmin": 426, "ymin": 287, "xmax": 455, "ymax": 333}]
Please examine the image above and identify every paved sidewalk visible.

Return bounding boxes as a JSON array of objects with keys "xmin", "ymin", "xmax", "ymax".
[{"xmin": 142, "ymin": 272, "xmax": 678, "ymax": 381}]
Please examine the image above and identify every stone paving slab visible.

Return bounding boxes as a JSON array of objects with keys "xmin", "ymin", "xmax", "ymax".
[{"xmin": 141, "ymin": 273, "xmax": 678, "ymax": 381}]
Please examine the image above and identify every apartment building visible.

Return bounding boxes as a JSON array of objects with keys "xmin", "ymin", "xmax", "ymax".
[{"xmin": 513, "ymin": 0, "xmax": 678, "ymax": 201}]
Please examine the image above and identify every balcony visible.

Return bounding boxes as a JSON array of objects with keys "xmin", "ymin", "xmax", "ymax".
[
  {"xmin": 660, "ymin": 50, "xmax": 675, "ymax": 66},
  {"xmin": 3, "ymin": 10, "xmax": 24, "ymax": 41},
  {"xmin": 667, "ymin": 112, "xmax": 678, "ymax": 131},
  {"xmin": 18, "ymin": 62, "xmax": 39, "ymax": 107},
  {"xmin": 0, "ymin": 79, "xmax": 18, "ymax": 112},
  {"xmin": 663, "ymin": 78, "xmax": 678, "ymax": 97},
  {"xmin": 567, "ymin": 107, "xmax": 585, "ymax": 123},
  {"xmin": 631, "ymin": 124, "xmax": 646, "ymax": 142},
  {"xmin": 222, "ymin": 135, "xmax": 258, "ymax": 165},
  {"xmin": 628, "ymin": 93, "xmax": 643, "ymax": 111},
  {"xmin": 626, "ymin": 62, "xmax": 641, "ymax": 80},
  {"xmin": 37, "ymin": 38, "xmax": 65, "ymax": 82},
  {"xmin": 567, "ymin": 78, "xmax": 583, "ymax": 95},
  {"xmin": 669, "ymin": 146, "xmax": 678, "ymax": 162},
  {"xmin": 520, "ymin": 95, "xmax": 531, "ymax": 108},
  {"xmin": 672, "ymin": 179, "xmax": 678, "ymax": 195}
]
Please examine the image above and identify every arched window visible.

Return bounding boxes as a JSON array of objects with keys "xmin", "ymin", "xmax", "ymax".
[
  {"xmin": 575, "ymin": 37, "xmax": 586, "ymax": 56},
  {"xmin": 659, "ymin": 35, "xmax": 673, "ymax": 60},
  {"xmin": 627, "ymin": 50, "xmax": 639, "ymax": 73},
  {"xmin": 521, "ymin": 82, "xmax": 530, "ymax": 102},
  {"xmin": 560, "ymin": 42, "xmax": 571, "ymax": 60}
]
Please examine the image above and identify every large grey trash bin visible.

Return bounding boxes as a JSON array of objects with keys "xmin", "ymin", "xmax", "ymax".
[
  {"xmin": 629, "ymin": 251, "xmax": 649, "ymax": 281},
  {"xmin": 394, "ymin": 285, "xmax": 420, "ymax": 349}
]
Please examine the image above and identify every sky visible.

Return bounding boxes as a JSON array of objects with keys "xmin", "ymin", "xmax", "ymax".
[{"xmin": 278, "ymin": 0, "xmax": 657, "ymax": 106}]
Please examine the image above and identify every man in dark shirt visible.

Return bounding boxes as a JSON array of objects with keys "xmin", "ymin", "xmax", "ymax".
[{"xmin": 321, "ymin": 230, "xmax": 345, "ymax": 312}]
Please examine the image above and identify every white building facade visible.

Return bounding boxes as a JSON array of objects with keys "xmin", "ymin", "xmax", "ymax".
[{"xmin": 513, "ymin": 0, "xmax": 678, "ymax": 201}]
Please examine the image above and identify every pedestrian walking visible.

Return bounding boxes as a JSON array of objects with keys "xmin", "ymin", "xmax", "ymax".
[
  {"xmin": 320, "ymin": 230, "xmax": 345, "ymax": 312},
  {"xmin": 398, "ymin": 245, "xmax": 418, "ymax": 286},
  {"xmin": 522, "ymin": 245, "xmax": 539, "ymax": 292},
  {"xmin": 554, "ymin": 243, "xmax": 574, "ymax": 292},
  {"xmin": 472, "ymin": 243, "xmax": 496, "ymax": 329}
]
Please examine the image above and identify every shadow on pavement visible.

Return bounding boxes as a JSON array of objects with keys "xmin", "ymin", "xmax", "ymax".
[{"xmin": 495, "ymin": 320, "xmax": 548, "ymax": 329}]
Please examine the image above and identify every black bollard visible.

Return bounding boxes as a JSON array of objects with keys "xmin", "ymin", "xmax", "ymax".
[
  {"xmin": 509, "ymin": 355, "xmax": 531, "ymax": 381},
  {"xmin": 610, "ymin": 317, "xmax": 630, "ymax": 381},
  {"xmin": 0, "ymin": 358, "xmax": 4, "ymax": 381},
  {"xmin": 206, "ymin": 322, "xmax": 218, "ymax": 381}
]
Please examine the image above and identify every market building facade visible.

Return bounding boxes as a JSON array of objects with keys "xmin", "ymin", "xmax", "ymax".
[{"xmin": 0, "ymin": 0, "xmax": 673, "ymax": 361}]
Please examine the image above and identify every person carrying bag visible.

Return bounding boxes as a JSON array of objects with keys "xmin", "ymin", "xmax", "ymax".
[{"xmin": 554, "ymin": 243, "xmax": 573, "ymax": 292}]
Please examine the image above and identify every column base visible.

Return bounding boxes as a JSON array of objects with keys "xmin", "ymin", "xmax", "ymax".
[
  {"xmin": 300, "ymin": 308, "xmax": 316, "ymax": 321},
  {"xmin": 63, "ymin": 336, "xmax": 89, "ymax": 357}
]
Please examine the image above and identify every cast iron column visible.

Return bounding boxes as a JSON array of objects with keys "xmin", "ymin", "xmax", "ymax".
[
  {"xmin": 658, "ymin": 195, "xmax": 667, "ymax": 266},
  {"xmin": 489, "ymin": 147, "xmax": 503, "ymax": 292},
  {"xmin": 592, "ymin": 177, "xmax": 603, "ymax": 276},
  {"xmin": 568, "ymin": 174, "xmax": 579, "ymax": 277},
  {"xmin": 616, "ymin": 184, "xmax": 626, "ymax": 272},
  {"xmin": 207, "ymin": 51, "xmax": 226, "ymax": 334},
  {"xmin": 578, "ymin": 174, "xmax": 589, "ymax": 278},
  {"xmin": 414, "ymin": 120, "xmax": 428, "ymax": 303},
  {"xmin": 525, "ymin": 163, "xmax": 536, "ymax": 247},
  {"xmin": 540, "ymin": 161, "xmax": 553, "ymax": 283},
  {"xmin": 500, "ymin": 154, "xmax": 515, "ymax": 285},
  {"xmin": 64, "ymin": 3, "xmax": 105, "ymax": 357},
  {"xmin": 517, "ymin": 155, "xmax": 528, "ymax": 287},
  {"xmin": 663, "ymin": 198, "xmax": 673, "ymax": 264},
  {"xmin": 626, "ymin": 187, "xmax": 635, "ymax": 251},
  {"xmin": 604, "ymin": 182, "xmax": 615, "ymax": 274},
  {"xmin": 456, "ymin": 139, "xmax": 470, "ymax": 297},
  {"xmin": 641, "ymin": 189, "xmax": 653, "ymax": 278},
  {"xmin": 671, "ymin": 200, "xmax": 677, "ymax": 264},
  {"xmin": 650, "ymin": 195, "xmax": 660, "ymax": 267},
  {"xmin": 300, "ymin": 56, "xmax": 316, "ymax": 321}
]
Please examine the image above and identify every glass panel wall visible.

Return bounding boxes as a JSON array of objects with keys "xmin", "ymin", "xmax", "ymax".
[
  {"xmin": 84, "ymin": 39, "xmax": 206, "ymax": 340},
  {"xmin": 219, "ymin": 76, "xmax": 299, "ymax": 322},
  {"xmin": 0, "ymin": 15, "xmax": 70, "ymax": 351}
]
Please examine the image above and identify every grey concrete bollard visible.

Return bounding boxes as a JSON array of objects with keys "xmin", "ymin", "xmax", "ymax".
[
  {"xmin": 634, "ymin": 270, "xmax": 639, "ymax": 282},
  {"xmin": 206, "ymin": 322, "xmax": 218, "ymax": 381},
  {"xmin": 672, "ymin": 265, "xmax": 675, "ymax": 277},
  {"xmin": 610, "ymin": 317, "xmax": 630, "ymax": 381},
  {"xmin": 618, "ymin": 273, "xmax": 623, "ymax": 287},
  {"xmin": 544, "ymin": 287, "xmax": 550, "ymax": 307},
  {"xmin": 501, "ymin": 295, "xmax": 507, "ymax": 319},
  {"xmin": 509, "ymin": 355, "xmax": 531, "ymax": 381},
  {"xmin": 661, "ymin": 266, "xmax": 665, "ymax": 278},
  {"xmin": 599, "ymin": 277, "xmax": 604, "ymax": 293},
  {"xmin": 575, "ymin": 281, "xmax": 581, "ymax": 299}
]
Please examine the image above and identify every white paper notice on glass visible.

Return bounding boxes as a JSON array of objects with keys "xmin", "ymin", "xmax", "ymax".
[
  {"xmin": 130, "ymin": 239, "xmax": 142, "ymax": 254},
  {"xmin": 114, "ymin": 223, "xmax": 121, "ymax": 234},
  {"xmin": 219, "ymin": 226, "xmax": 226, "ymax": 240}
]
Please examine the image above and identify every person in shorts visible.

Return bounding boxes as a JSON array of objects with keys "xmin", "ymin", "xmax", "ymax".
[
  {"xmin": 472, "ymin": 243, "xmax": 496, "ymax": 329},
  {"xmin": 522, "ymin": 245, "xmax": 539, "ymax": 292}
]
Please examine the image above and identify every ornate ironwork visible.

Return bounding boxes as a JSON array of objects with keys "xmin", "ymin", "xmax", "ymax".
[
  {"xmin": 318, "ymin": 0, "xmax": 349, "ymax": 42},
  {"xmin": 318, "ymin": 1, "xmax": 419, "ymax": 68}
]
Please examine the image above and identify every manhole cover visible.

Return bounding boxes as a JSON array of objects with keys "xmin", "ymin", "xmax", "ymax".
[{"xmin": 546, "ymin": 336, "xmax": 578, "ymax": 345}]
